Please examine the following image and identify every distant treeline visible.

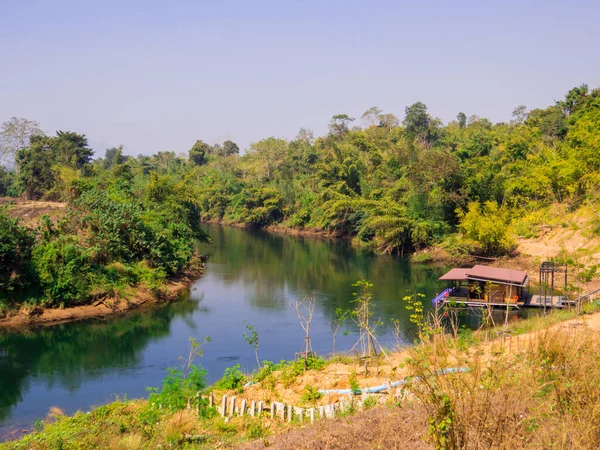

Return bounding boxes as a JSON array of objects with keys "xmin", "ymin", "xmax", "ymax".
[{"xmin": 1, "ymin": 84, "xmax": 599, "ymax": 306}]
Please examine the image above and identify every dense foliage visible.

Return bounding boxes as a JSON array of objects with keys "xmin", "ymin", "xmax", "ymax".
[{"xmin": 1, "ymin": 84, "xmax": 599, "ymax": 307}]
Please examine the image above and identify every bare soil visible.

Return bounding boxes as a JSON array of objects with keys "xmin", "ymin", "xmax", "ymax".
[
  {"xmin": 0, "ymin": 198, "xmax": 67, "ymax": 228},
  {"xmin": 0, "ymin": 268, "xmax": 201, "ymax": 328}
]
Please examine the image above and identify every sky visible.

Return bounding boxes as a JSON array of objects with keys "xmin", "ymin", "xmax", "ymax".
[{"xmin": 1, "ymin": 0, "xmax": 599, "ymax": 157}]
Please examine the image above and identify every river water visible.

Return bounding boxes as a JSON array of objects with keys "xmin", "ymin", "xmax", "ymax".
[{"xmin": 0, "ymin": 223, "xmax": 447, "ymax": 439}]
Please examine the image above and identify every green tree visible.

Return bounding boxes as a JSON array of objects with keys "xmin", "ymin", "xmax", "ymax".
[
  {"xmin": 0, "ymin": 210, "xmax": 36, "ymax": 297},
  {"xmin": 221, "ymin": 140, "xmax": 240, "ymax": 156},
  {"xmin": 16, "ymin": 135, "xmax": 56, "ymax": 199},
  {"xmin": 403, "ymin": 102, "xmax": 430, "ymax": 137},
  {"xmin": 457, "ymin": 112, "xmax": 467, "ymax": 128},
  {"xmin": 457, "ymin": 201, "xmax": 515, "ymax": 256},
  {"xmin": 189, "ymin": 140, "xmax": 211, "ymax": 166},
  {"xmin": 328, "ymin": 114, "xmax": 355, "ymax": 137}
]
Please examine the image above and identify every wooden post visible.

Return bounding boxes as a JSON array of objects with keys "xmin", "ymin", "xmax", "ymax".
[
  {"xmin": 331, "ymin": 403, "xmax": 336, "ymax": 418},
  {"xmin": 240, "ymin": 399, "xmax": 247, "ymax": 416},
  {"xmin": 298, "ymin": 408, "xmax": 304, "ymax": 423},
  {"xmin": 309, "ymin": 408, "xmax": 315, "ymax": 423},
  {"xmin": 270, "ymin": 402, "xmax": 276, "ymax": 419},
  {"xmin": 229, "ymin": 396, "xmax": 236, "ymax": 417},
  {"xmin": 250, "ymin": 400, "xmax": 256, "ymax": 417},
  {"xmin": 339, "ymin": 399, "xmax": 345, "ymax": 413},
  {"xmin": 221, "ymin": 395, "xmax": 227, "ymax": 417},
  {"xmin": 319, "ymin": 405, "xmax": 324, "ymax": 419},
  {"xmin": 258, "ymin": 401, "xmax": 263, "ymax": 416},
  {"xmin": 278, "ymin": 403, "xmax": 285, "ymax": 420},
  {"xmin": 287, "ymin": 404, "xmax": 293, "ymax": 423},
  {"xmin": 209, "ymin": 393, "xmax": 214, "ymax": 408}
]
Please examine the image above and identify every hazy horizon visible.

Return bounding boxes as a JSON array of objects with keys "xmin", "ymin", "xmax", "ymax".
[{"xmin": 2, "ymin": 0, "xmax": 599, "ymax": 157}]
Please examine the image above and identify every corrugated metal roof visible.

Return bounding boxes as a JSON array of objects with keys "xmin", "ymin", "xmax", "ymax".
[
  {"xmin": 438, "ymin": 265, "xmax": 528, "ymax": 286},
  {"xmin": 467, "ymin": 265, "xmax": 528, "ymax": 285},
  {"xmin": 439, "ymin": 268, "xmax": 470, "ymax": 281}
]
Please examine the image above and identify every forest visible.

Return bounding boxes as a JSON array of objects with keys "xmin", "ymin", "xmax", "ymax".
[{"xmin": 1, "ymin": 84, "xmax": 599, "ymax": 308}]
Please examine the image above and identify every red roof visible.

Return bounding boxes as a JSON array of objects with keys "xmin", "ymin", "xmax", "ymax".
[
  {"xmin": 439, "ymin": 265, "xmax": 528, "ymax": 286},
  {"xmin": 439, "ymin": 268, "xmax": 470, "ymax": 281},
  {"xmin": 467, "ymin": 265, "xmax": 528, "ymax": 285}
]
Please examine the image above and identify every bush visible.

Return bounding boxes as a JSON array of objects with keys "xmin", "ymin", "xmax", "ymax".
[
  {"xmin": 146, "ymin": 365, "xmax": 209, "ymax": 413},
  {"xmin": 215, "ymin": 364, "xmax": 245, "ymax": 392},
  {"xmin": 32, "ymin": 236, "xmax": 93, "ymax": 306},
  {"xmin": 0, "ymin": 210, "xmax": 36, "ymax": 298}
]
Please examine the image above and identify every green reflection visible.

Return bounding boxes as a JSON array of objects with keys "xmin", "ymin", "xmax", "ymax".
[{"xmin": 0, "ymin": 298, "xmax": 198, "ymax": 422}]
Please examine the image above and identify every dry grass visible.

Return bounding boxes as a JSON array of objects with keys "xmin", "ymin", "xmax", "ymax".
[
  {"xmin": 240, "ymin": 312, "xmax": 600, "ymax": 449},
  {"xmin": 239, "ymin": 405, "xmax": 429, "ymax": 450}
]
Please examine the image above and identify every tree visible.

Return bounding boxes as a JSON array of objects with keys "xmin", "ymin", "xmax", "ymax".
[
  {"xmin": 243, "ymin": 321, "xmax": 260, "ymax": 369},
  {"xmin": 0, "ymin": 211, "xmax": 36, "ymax": 296},
  {"xmin": 361, "ymin": 106, "xmax": 383, "ymax": 128},
  {"xmin": 511, "ymin": 105, "xmax": 528, "ymax": 125},
  {"xmin": 247, "ymin": 137, "xmax": 288, "ymax": 181},
  {"xmin": 103, "ymin": 146, "xmax": 125, "ymax": 170},
  {"xmin": 457, "ymin": 112, "xmax": 467, "ymax": 128},
  {"xmin": 54, "ymin": 131, "xmax": 93, "ymax": 168},
  {"xmin": 221, "ymin": 140, "xmax": 240, "ymax": 156},
  {"xmin": 378, "ymin": 113, "xmax": 399, "ymax": 130},
  {"xmin": 403, "ymin": 102, "xmax": 430, "ymax": 137},
  {"xmin": 16, "ymin": 135, "xmax": 56, "ymax": 199},
  {"xmin": 0, "ymin": 117, "xmax": 43, "ymax": 168},
  {"xmin": 189, "ymin": 140, "xmax": 211, "ymax": 166},
  {"xmin": 557, "ymin": 83, "xmax": 589, "ymax": 116},
  {"xmin": 457, "ymin": 201, "xmax": 515, "ymax": 256},
  {"xmin": 291, "ymin": 292, "xmax": 316, "ymax": 367},
  {"xmin": 328, "ymin": 114, "xmax": 355, "ymax": 138},
  {"xmin": 295, "ymin": 128, "xmax": 315, "ymax": 144}
]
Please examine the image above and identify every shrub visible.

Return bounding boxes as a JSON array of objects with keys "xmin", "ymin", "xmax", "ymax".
[
  {"xmin": 301, "ymin": 384, "xmax": 323, "ymax": 405},
  {"xmin": 0, "ymin": 210, "xmax": 36, "ymax": 298},
  {"xmin": 32, "ymin": 236, "xmax": 93, "ymax": 306},
  {"xmin": 215, "ymin": 364, "xmax": 245, "ymax": 392}
]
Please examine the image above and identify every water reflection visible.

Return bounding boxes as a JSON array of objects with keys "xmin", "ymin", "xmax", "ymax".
[
  {"xmin": 0, "ymin": 298, "xmax": 198, "ymax": 426},
  {"xmin": 0, "ymin": 223, "xmax": 448, "ymax": 438}
]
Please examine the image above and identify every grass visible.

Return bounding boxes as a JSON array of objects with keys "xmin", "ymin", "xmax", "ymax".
[{"xmin": 5, "ymin": 305, "xmax": 600, "ymax": 449}]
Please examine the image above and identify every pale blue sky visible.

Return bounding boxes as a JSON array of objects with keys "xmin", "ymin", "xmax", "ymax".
[{"xmin": 1, "ymin": 0, "xmax": 599, "ymax": 156}]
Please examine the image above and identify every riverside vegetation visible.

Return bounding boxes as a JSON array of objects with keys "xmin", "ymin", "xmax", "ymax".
[
  {"xmin": 2, "ymin": 281, "xmax": 600, "ymax": 449},
  {"xmin": 2, "ymin": 84, "xmax": 600, "ymax": 314}
]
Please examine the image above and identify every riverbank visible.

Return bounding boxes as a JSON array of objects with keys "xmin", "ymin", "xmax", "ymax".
[
  {"xmin": 0, "ymin": 262, "xmax": 203, "ymax": 328},
  {"xmin": 3, "ymin": 304, "xmax": 600, "ymax": 449}
]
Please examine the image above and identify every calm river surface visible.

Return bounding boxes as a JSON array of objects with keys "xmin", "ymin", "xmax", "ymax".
[{"xmin": 0, "ymin": 223, "xmax": 447, "ymax": 439}]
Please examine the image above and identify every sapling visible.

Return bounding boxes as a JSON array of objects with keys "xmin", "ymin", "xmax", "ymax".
[
  {"xmin": 243, "ymin": 321, "xmax": 261, "ymax": 369},
  {"xmin": 330, "ymin": 307, "xmax": 350, "ymax": 356},
  {"xmin": 291, "ymin": 292, "xmax": 316, "ymax": 368}
]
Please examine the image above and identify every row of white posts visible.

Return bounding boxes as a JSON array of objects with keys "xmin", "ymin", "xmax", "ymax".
[{"xmin": 212, "ymin": 393, "xmax": 375, "ymax": 424}]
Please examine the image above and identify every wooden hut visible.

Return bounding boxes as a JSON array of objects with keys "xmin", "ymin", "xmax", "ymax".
[{"xmin": 438, "ymin": 265, "xmax": 529, "ymax": 306}]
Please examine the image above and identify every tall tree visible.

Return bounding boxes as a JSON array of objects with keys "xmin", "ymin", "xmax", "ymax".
[
  {"xmin": 457, "ymin": 112, "xmax": 467, "ymax": 128},
  {"xmin": 328, "ymin": 114, "xmax": 355, "ymax": 138},
  {"xmin": 0, "ymin": 118, "xmax": 43, "ymax": 168},
  {"xmin": 16, "ymin": 135, "xmax": 56, "ymax": 199},
  {"xmin": 247, "ymin": 137, "xmax": 288, "ymax": 181},
  {"xmin": 222, "ymin": 140, "xmax": 240, "ymax": 156},
  {"xmin": 189, "ymin": 140, "xmax": 211, "ymax": 166},
  {"xmin": 53, "ymin": 131, "xmax": 93, "ymax": 168},
  {"xmin": 403, "ymin": 102, "xmax": 430, "ymax": 137},
  {"xmin": 511, "ymin": 105, "xmax": 528, "ymax": 125}
]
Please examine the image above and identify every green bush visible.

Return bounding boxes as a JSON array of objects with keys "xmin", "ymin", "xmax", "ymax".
[
  {"xmin": 0, "ymin": 210, "xmax": 36, "ymax": 298},
  {"xmin": 215, "ymin": 364, "xmax": 245, "ymax": 392},
  {"xmin": 32, "ymin": 236, "xmax": 93, "ymax": 306}
]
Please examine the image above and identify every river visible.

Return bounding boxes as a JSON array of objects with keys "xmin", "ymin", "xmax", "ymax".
[{"xmin": 0, "ymin": 223, "xmax": 447, "ymax": 439}]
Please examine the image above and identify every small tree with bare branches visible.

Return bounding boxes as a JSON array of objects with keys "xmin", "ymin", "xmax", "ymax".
[{"xmin": 291, "ymin": 292, "xmax": 316, "ymax": 368}]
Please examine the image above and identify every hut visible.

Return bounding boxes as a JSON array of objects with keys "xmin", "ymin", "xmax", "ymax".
[{"xmin": 438, "ymin": 265, "xmax": 529, "ymax": 305}]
